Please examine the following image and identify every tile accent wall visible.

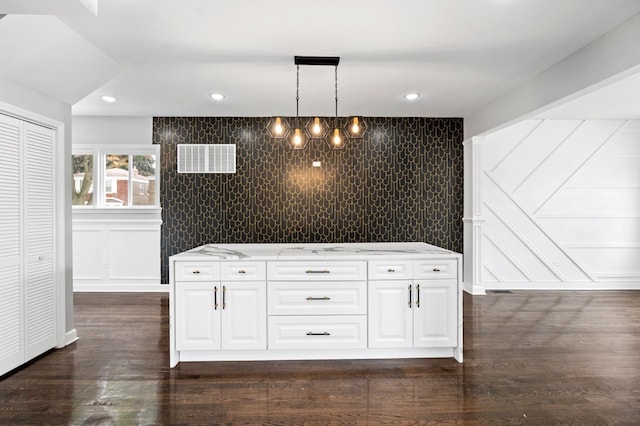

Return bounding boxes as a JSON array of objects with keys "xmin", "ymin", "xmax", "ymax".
[{"xmin": 154, "ymin": 117, "xmax": 463, "ymax": 283}]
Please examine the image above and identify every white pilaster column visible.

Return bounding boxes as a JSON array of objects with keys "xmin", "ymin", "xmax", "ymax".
[{"xmin": 463, "ymin": 137, "xmax": 486, "ymax": 295}]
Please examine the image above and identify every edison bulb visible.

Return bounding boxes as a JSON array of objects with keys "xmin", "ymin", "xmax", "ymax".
[
  {"xmin": 312, "ymin": 117, "xmax": 321, "ymax": 135},
  {"xmin": 351, "ymin": 117, "xmax": 360, "ymax": 134},
  {"xmin": 274, "ymin": 117, "xmax": 284, "ymax": 135},
  {"xmin": 293, "ymin": 128, "xmax": 302, "ymax": 146},
  {"xmin": 332, "ymin": 128, "xmax": 341, "ymax": 146}
]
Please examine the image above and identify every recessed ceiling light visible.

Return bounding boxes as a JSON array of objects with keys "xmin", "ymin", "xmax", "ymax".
[
  {"xmin": 404, "ymin": 93, "xmax": 420, "ymax": 101},
  {"xmin": 101, "ymin": 95, "xmax": 117, "ymax": 103},
  {"xmin": 209, "ymin": 93, "xmax": 225, "ymax": 101}
]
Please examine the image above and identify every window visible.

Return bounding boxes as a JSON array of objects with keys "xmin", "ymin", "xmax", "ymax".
[{"xmin": 72, "ymin": 145, "xmax": 160, "ymax": 208}]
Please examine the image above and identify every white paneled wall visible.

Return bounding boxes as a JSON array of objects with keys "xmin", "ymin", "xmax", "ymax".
[
  {"xmin": 464, "ymin": 119, "xmax": 640, "ymax": 292},
  {"xmin": 72, "ymin": 210, "xmax": 162, "ymax": 291}
]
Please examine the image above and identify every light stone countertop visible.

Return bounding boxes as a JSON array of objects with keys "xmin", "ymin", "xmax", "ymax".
[{"xmin": 170, "ymin": 242, "xmax": 460, "ymax": 261}]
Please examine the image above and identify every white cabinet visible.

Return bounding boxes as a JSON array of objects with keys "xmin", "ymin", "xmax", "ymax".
[
  {"xmin": 174, "ymin": 261, "xmax": 266, "ymax": 351},
  {"xmin": 0, "ymin": 114, "xmax": 57, "ymax": 376},
  {"xmin": 368, "ymin": 260, "xmax": 458, "ymax": 349},
  {"xmin": 175, "ymin": 281, "xmax": 220, "ymax": 350},
  {"xmin": 220, "ymin": 281, "xmax": 266, "ymax": 350},
  {"xmin": 413, "ymin": 280, "xmax": 457, "ymax": 347},
  {"xmin": 368, "ymin": 281, "xmax": 413, "ymax": 348},
  {"xmin": 169, "ymin": 244, "xmax": 461, "ymax": 367}
]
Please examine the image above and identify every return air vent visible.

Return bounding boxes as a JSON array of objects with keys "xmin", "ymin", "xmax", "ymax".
[{"xmin": 177, "ymin": 144, "xmax": 236, "ymax": 173}]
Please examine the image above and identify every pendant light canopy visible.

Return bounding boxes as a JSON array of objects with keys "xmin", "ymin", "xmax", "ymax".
[{"xmin": 268, "ymin": 56, "xmax": 365, "ymax": 149}]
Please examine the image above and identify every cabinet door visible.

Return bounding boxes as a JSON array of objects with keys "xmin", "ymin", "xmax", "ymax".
[
  {"xmin": 368, "ymin": 281, "xmax": 412, "ymax": 348},
  {"xmin": 175, "ymin": 281, "xmax": 220, "ymax": 350},
  {"xmin": 413, "ymin": 280, "xmax": 457, "ymax": 348},
  {"xmin": 221, "ymin": 281, "xmax": 266, "ymax": 350},
  {"xmin": 0, "ymin": 114, "xmax": 23, "ymax": 376}
]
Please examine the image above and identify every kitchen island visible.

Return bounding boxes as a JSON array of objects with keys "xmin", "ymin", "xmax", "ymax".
[{"xmin": 169, "ymin": 242, "xmax": 462, "ymax": 367}]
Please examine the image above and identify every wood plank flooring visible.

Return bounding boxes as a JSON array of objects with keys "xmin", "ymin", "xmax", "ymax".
[{"xmin": 1, "ymin": 291, "xmax": 639, "ymax": 424}]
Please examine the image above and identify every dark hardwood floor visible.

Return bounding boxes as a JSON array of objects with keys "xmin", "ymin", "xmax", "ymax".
[{"xmin": 1, "ymin": 291, "xmax": 639, "ymax": 425}]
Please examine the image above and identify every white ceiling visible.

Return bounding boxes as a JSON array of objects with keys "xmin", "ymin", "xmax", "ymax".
[{"xmin": 1, "ymin": 0, "xmax": 640, "ymax": 119}]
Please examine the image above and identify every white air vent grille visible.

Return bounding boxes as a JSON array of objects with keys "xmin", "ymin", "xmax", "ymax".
[{"xmin": 177, "ymin": 144, "xmax": 236, "ymax": 173}]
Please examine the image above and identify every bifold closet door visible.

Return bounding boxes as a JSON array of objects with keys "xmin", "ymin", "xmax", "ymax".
[
  {"xmin": 24, "ymin": 122, "xmax": 56, "ymax": 359},
  {"xmin": 0, "ymin": 114, "xmax": 24, "ymax": 375},
  {"xmin": 0, "ymin": 114, "xmax": 56, "ymax": 376}
]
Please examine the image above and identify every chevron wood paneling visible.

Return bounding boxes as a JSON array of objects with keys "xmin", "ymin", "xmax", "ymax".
[{"xmin": 479, "ymin": 119, "xmax": 640, "ymax": 289}]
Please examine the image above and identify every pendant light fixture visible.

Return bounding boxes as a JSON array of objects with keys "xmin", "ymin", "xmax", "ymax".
[
  {"xmin": 328, "ymin": 63, "xmax": 345, "ymax": 149},
  {"xmin": 288, "ymin": 63, "xmax": 307, "ymax": 149},
  {"xmin": 268, "ymin": 56, "xmax": 366, "ymax": 148}
]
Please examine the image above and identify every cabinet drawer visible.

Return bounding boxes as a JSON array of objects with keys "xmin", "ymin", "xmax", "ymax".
[
  {"xmin": 368, "ymin": 260, "xmax": 413, "ymax": 280},
  {"xmin": 221, "ymin": 261, "xmax": 266, "ymax": 281},
  {"xmin": 267, "ymin": 261, "xmax": 367, "ymax": 281},
  {"xmin": 413, "ymin": 259, "xmax": 457, "ymax": 279},
  {"xmin": 268, "ymin": 315, "xmax": 367, "ymax": 349},
  {"xmin": 268, "ymin": 281, "xmax": 366, "ymax": 315},
  {"xmin": 174, "ymin": 261, "xmax": 220, "ymax": 281}
]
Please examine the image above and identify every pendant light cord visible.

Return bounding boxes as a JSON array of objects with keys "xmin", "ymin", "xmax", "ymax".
[
  {"xmin": 296, "ymin": 64, "xmax": 300, "ymax": 119},
  {"xmin": 334, "ymin": 65, "xmax": 338, "ymax": 124}
]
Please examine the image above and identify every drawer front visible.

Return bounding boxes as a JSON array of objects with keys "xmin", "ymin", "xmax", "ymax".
[
  {"xmin": 368, "ymin": 259, "xmax": 413, "ymax": 280},
  {"xmin": 267, "ymin": 261, "xmax": 367, "ymax": 281},
  {"xmin": 174, "ymin": 261, "xmax": 220, "ymax": 281},
  {"xmin": 220, "ymin": 261, "xmax": 266, "ymax": 281},
  {"xmin": 268, "ymin": 315, "xmax": 367, "ymax": 349},
  {"xmin": 413, "ymin": 259, "xmax": 457, "ymax": 279},
  {"xmin": 268, "ymin": 281, "xmax": 366, "ymax": 315}
]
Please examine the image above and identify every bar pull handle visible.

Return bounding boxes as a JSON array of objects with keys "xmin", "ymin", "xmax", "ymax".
[
  {"xmin": 238, "ymin": 270, "xmax": 246, "ymax": 274},
  {"xmin": 306, "ymin": 332, "xmax": 330, "ymax": 336},
  {"xmin": 408, "ymin": 284, "xmax": 412, "ymax": 308},
  {"xmin": 416, "ymin": 284, "xmax": 420, "ymax": 308},
  {"xmin": 214, "ymin": 286, "xmax": 218, "ymax": 310},
  {"xmin": 222, "ymin": 285, "xmax": 226, "ymax": 310},
  {"xmin": 387, "ymin": 268, "xmax": 396, "ymax": 273},
  {"xmin": 306, "ymin": 270, "xmax": 330, "ymax": 274},
  {"xmin": 192, "ymin": 270, "xmax": 200, "ymax": 275},
  {"xmin": 306, "ymin": 296, "xmax": 330, "ymax": 301},
  {"xmin": 432, "ymin": 268, "xmax": 441, "ymax": 272}
]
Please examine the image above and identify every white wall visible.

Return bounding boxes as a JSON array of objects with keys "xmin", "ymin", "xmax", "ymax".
[
  {"xmin": 71, "ymin": 117, "xmax": 163, "ymax": 291},
  {"xmin": 0, "ymin": 76, "xmax": 74, "ymax": 336},
  {"xmin": 465, "ymin": 119, "xmax": 640, "ymax": 291},
  {"xmin": 465, "ymin": 13, "xmax": 640, "ymax": 139},
  {"xmin": 72, "ymin": 116, "xmax": 152, "ymax": 145}
]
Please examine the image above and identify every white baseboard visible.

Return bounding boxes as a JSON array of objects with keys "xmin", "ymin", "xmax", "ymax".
[
  {"xmin": 483, "ymin": 282, "xmax": 640, "ymax": 291},
  {"xmin": 65, "ymin": 328, "xmax": 78, "ymax": 346},
  {"xmin": 462, "ymin": 281, "xmax": 486, "ymax": 295},
  {"xmin": 74, "ymin": 283, "xmax": 169, "ymax": 293}
]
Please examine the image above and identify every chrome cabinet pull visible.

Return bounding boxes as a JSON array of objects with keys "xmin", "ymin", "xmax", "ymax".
[
  {"xmin": 306, "ymin": 296, "xmax": 330, "ymax": 301},
  {"xmin": 306, "ymin": 332, "xmax": 330, "ymax": 336},
  {"xmin": 214, "ymin": 286, "xmax": 218, "ymax": 310},
  {"xmin": 432, "ymin": 268, "xmax": 441, "ymax": 272},
  {"xmin": 408, "ymin": 284, "xmax": 412, "ymax": 308},
  {"xmin": 222, "ymin": 285, "xmax": 226, "ymax": 309},
  {"xmin": 306, "ymin": 270, "xmax": 330, "ymax": 274},
  {"xmin": 416, "ymin": 284, "xmax": 420, "ymax": 308}
]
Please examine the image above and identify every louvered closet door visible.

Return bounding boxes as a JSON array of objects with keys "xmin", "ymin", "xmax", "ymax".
[
  {"xmin": 0, "ymin": 114, "xmax": 24, "ymax": 375},
  {"xmin": 24, "ymin": 122, "xmax": 56, "ymax": 359}
]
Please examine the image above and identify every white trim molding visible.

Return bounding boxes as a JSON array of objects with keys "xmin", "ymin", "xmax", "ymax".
[{"xmin": 463, "ymin": 137, "xmax": 487, "ymax": 294}]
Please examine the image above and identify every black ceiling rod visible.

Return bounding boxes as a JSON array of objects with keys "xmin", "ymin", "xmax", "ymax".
[{"xmin": 294, "ymin": 56, "xmax": 340, "ymax": 66}]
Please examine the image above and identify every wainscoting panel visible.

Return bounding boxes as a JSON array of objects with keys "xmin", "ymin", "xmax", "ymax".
[
  {"xmin": 154, "ymin": 117, "xmax": 464, "ymax": 284},
  {"xmin": 468, "ymin": 119, "xmax": 640, "ymax": 291},
  {"xmin": 72, "ymin": 210, "xmax": 163, "ymax": 291}
]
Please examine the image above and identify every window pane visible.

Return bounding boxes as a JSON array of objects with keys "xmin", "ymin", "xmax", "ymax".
[
  {"xmin": 105, "ymin": 154, "xmax": 129, "ymax": 207},
  {"xmin": 72, "ymin": 154, "xmax": 94, "ymax": 206},
  {"xmin": 132, "ymin": 154, "xmax": 156, "ymax": 206}
]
